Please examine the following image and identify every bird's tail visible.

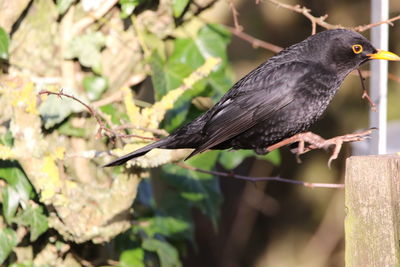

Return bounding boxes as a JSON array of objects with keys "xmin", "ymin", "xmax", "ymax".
[{"xmin": 103, "ymin": 139, "xmax": 169, "ymax": 167}]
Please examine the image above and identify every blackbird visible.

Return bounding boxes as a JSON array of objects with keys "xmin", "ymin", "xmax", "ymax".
[{"xmin": 104, "ymin": 29, "xmax": 400, "ymax": 167}]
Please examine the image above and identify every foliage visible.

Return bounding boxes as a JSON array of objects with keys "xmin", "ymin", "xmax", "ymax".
[{"xmin": 0, "ymin": 1, "xmax": 280, "ymax": 266}]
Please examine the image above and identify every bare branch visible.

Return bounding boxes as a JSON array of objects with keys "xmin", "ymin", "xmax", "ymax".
[
  {"xmin": 176, "ymin": 162, "xmax": 344, "ymax": 188},
  {"xmin": 38, "ymin": 90, "xmax": 157, "ymax": 141},
  {"xmin": 355, "ymin": 15, "xmax": 400, "ymax": 32},
  {"xmin": 71, "ymin": 0, "xmax": 119, "ymax": 36},
  {"xmin": 228, "ymin": 0, "xmax": 243, "ymax": 31},
  {"xmin": 356, "ymin": 68, "xmax": 377, "ymax": 111},
  {"xmin": 226, "ymin": 26, "xmax": 283, "ymax": 53}
]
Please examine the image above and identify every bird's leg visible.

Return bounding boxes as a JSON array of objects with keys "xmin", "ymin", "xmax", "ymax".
[{"xmin": 266, "ymin": 129, "xmax": 373, "ymax": 166}]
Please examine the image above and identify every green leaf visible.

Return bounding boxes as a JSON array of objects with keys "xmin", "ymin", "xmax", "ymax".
[
  {"xmin": 0, "ymin": 130, "xmax": 13, "ymax": 146},
  {"xmin": 161, "ymin": 151, "xmax": 222, "ymax": 224},
  {"xmin": 0, "ymin": 228, "xmax": 17, "ymax": 265},
  {"xmin": 8, "ymin": 262, "xmax": 36, "ymax": 267},
  {"xmin": 0, "ymin": 27, "xmax": 10, "ymax": 60},
  {"xmin": 56, "ymin": 0, "xmax": 74, "ymax": 14},
  {"xmin": 39, "ymin": 87, "xmax": 87, "ymax": 129},
  {"xmin": 119, "ymin": 0, "xmax": 146, "ymax": 18},
  {"xmin": 218, "ymin": 150, "xmax": 254, "ymax": 169},
  {"xmin": 83, "ymin": 75, "xmax": 108, "ymax": 101},
  {"xmin": 142, "ymin": 238, "xmax": 181, "ymax": 267},
  {"xmin": 14, "ymin": 205, "xmax": 48, "ymax": 242},
  {"xmin": 120, "ymin": 248, "xmax": 145, "ymax": 267},
  {"xmin": 137, "ymin": 216, "xmax": 190, "ymax": 238},
  {"xmin": 150, "ymin": 52, "xmax": 193, "ymax": 100},
  {"xmin": 65, "ymin": 32, "xmax": 106, "ymax": 73},
  {"xmin": 2, "ymin": 186, "xmax": 20, "ymax": 223},
  {"xmin": 0, "ymin": 162, "xmax": 33, "ymax": 216},
  {"xmin": 219, "ymin": 149, "xmax": 281, "ymax": 169},
  {"xmin": 172, "ymin": 0, "xmax": 189, "ymax": 17},
  {"xmin": 256, "ymin": 149, "xmax": 281, "ymax": 166}
]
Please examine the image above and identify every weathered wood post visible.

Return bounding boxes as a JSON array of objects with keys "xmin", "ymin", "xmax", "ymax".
[{"xmin": 345, "ymin": 155, "xmax": 400, "ymax": 266}]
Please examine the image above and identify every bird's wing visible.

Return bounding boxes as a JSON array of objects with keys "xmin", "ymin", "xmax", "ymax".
[{"xmin": 187, "ymin": 62, "xmax": 309, "ymax": 158}]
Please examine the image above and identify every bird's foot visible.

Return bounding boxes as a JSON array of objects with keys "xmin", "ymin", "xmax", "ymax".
[{"xmin": 266, "ymin": 129, "xmax": 373, "ymax": 167}]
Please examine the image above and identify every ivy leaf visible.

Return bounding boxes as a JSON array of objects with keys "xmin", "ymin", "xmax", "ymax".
[
  {"xmin": 255, "ymin": 149, "xmax": 281, "ymax": 166},
  {"xmin": 161, "ymin": 151, "xmax": 222, "ymax": 225},
  {"xmin": 83, "ymin": 75, "xmax": 108, "ymax": 101},
  {"xmin": 120, "ymin": 248, "xmax": 145, "ymax": 267},
  {"xmin": 172, "ymin": 0, "xmax": 189, "ymax": 17},
  {"xmin": 119, "ymin": 0, "xmax": 147, "ymax": 18},
  {"xmin": 14, "ymin": 205, "xmax": 48, "ymax": 242},
  {"xmin": 150, "ymin": 52, "xmax": 194, "ymax": 101},
  {"xmin": 219, "ymin": 149, "xmax": 281, "ymax": 169},
  {"xmin": 0, "ymin": 162, "xmax": 33, "ymax": 222},
  {"xmin": 0, "ymin": 27, "xmax": 10, "ymax": 60},
  {"xmin": 0, "ymin": 130, "xmax": 13, "ymax": 146},
  {"xmin": 135, "ymin": 216, "xmax": 191, "ymax": 239},
  {"xmin": 2, "ymin": 186, "xmax": 20, "ymax": 224},
  {"xmin": 218, "ymin": 150, "xmax": 254, "ymax": 169},
  {"xmin": 65, "ymin": 32, "xmax": 106, "ymax": 73},
  {"xmin": 56, "ymin": 0, "xmax": 74, "ymax": 14},
  {"xmin": 142, "ymin": 238, "xmax": 181, "ymax": 267},
  {"xmin": 0, "ymin": 228, "xmax": 17, "ymax": 265}
]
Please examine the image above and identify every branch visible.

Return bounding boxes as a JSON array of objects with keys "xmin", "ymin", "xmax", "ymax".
[
  {"xmin": 354, "ymin": 15, "xmax": 400, "ymax": 32},
  {"xmin": 226, "ymin": 26, "xmax": 283, "ymax": 53},
  {"xmin": 176, "ymin": 162, "xmax": 344, "ymax": 188},
  {"xmin": 228, "ymin": 0, "xmax": 243, "ymax": 31},
  {"xmin": 71, "ymin": 0, "xmax": 119, "ymax": 36},
  {"xmin": 356, "ymin": 68, "xmax": 377, "ymax": 111},
  {"xmin": 38, "ymin": 90, "xmax": 158, "ymax": 141},
  {"xmin": 266, "ymin": 0, "xmax": 400, "ymax": 33}
]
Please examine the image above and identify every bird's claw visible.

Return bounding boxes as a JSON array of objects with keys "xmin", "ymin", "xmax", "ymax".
[{"xmin": 279, "ymin": 129, "xmax": 373, "ymax": 166}]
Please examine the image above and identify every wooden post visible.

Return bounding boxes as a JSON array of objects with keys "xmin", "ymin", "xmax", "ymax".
[{"xmin": 345, "ymin": 155, "xmax": 400, "ymax": 266}]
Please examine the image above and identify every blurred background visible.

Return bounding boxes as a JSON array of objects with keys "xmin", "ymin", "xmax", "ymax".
[{"xmin": 0, "ymin": 0, "xmax": 399, "ymax": 266}]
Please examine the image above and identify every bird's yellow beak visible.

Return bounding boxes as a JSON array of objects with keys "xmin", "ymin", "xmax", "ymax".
[{"xmin": 368, "ymin": 49, "xmax": 400, "ymax": 61}]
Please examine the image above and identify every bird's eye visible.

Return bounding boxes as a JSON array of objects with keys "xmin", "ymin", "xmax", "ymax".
[{"xmin": 352, "ymin": 44, "xmax": 363, "ymax": 54}]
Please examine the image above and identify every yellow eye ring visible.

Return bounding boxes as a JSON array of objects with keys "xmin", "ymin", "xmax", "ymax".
[{"xmin": 352, "ymin": 44, "xmax": 363, "ymax": 54}]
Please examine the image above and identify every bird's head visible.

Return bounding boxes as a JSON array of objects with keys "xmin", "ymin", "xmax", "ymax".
[{"xmin": 303, "ymin": 29, "xmax": 400, "ymax": 77}]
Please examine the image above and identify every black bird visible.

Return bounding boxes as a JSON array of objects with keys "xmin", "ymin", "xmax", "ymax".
[{"xmin": 104, "ymin": 29, "xmax": 400, "ymax": 167}]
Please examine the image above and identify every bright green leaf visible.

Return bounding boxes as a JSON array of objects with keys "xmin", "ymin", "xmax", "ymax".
[
  {"xmin": 138, "ymin": 216, "xmax": 190, "ymax": 238},
  {"xmin": 256, "ymin": 149, "xmax": 281, "ymax": 166},
  {"xmin": 120, "ymin": 248, "xmax": 145, "ymax": 267},
  {"xmin": 119, "ymin": 0, "xmax": 146, "ymax": 18},
  {"xmin": 2, "ymin": 186, "xmax": 20, "ymax": 223},
  {"xmin": 218, "ymin": 150, "xmax": 254, "ymax": 169},
  {"xmin": 83, "ymin": 75, "xmax": 108, "ymax": 101},
  {"xmin": 14, "ymin": 205, "xmax": 48, "ymax": 242},
  {"xmin": 142, "ymin": 238, "xmax": 181, "ymax": 267},
  {"xmin": 56, "ymin": 0, "xmax": 74, "ymax": 14},
  {"xmin": 0, "ymin": 228, "xmax": 17, "ymax": 265},
  {"xmin": 0, "ymin": 27, "xmax": 10, "ymax": 60},
  {"xmin": 172, "ymin": 0, "xmax": 189, "ymax": 17},
  {"xmin": 0, "ymin": 162, "xmax": 33, "ymax": 209},
  {"xmin": 65, "ymin": 32, "xmax": 106, "ymax": 73}
]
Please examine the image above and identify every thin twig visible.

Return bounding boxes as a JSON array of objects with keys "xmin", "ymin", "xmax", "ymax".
[
  {"xmin": 266, "ymin": 0, "xmax": 400, "ymax": 33},
  {"xmin": 176, "ymin": 162, "xmax": 344, "ymax": 188},
  {"xmin": 226, "ymin": 26, "xmax": 283, "ymax": 53},
  {"xmin": 356, "ymin": 68, "xmax": 377, "ymax": 111},
  {"xmin": 71, "ymin": 0, "xmax": 119, "ymax": 36},
  {"xmin": 38, "ymin": 90, "xmax": 156, "ymax": 141},
  {"xmin": 354, "ymin": 15, "xmax": 400, "ymax": 32},
  {"xmin": 228, "ymin": 0, "xmax": 243, "ymax": 31}
]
